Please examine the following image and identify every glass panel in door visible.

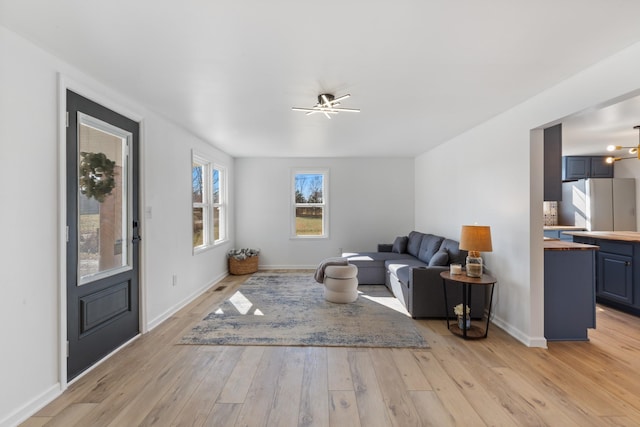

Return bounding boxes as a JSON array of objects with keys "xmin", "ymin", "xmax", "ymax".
[{"xmin": 77, "ymin": 114, "xmax": 131, "ymax": 285}]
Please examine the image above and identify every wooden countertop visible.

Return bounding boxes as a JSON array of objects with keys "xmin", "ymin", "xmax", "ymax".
[
  {"xmin": 544, "ymin": 240, "xmax": 599, "ymax": 251},
  {"xmin": 563, "ymin": 231, "xmax": 640, "ymax": 243},
  {"xmin": 543, "ymin": 226, "xmax": 585, "ymax": 231}
]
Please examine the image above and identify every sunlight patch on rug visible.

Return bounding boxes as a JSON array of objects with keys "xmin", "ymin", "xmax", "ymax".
[{"xmin": 179, "ymin": 273, "xmax": 428, "ymax": 348}]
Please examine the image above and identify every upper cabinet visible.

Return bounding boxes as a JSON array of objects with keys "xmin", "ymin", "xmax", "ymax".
[
  {"xmin": 562, "ymin": 156, "xmax": 613, "ymax": 181},
  {"xmin": 544, "ymin": 124, "xmax": 562, "ymax": 201}
]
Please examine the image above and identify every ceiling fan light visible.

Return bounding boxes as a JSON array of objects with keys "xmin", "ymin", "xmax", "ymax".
[
  {"xmin": 293, "ymin": 93, "xmax": 359, "ymax": 119},
  {"xmin": 319, "ymin": 93, "xmax": 338, "ymax": 107}
]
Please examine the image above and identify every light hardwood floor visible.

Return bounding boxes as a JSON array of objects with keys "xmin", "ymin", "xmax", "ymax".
[{"xmin": 21, "ymin": 272, "xmax": 640, "ymax": 426}]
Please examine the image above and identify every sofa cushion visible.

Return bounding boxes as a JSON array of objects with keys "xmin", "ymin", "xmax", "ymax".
[
  {"xmin": 406, "ymin": 231, "xmax": 424, "ymax": 257},
  {"xmin": 391, "ymin": 236, "xmax": 408, "ymax": 253},
  {"xmin": 417, "ymin": 234, "xmax": 444, "ymax": 264},
  {"xmin": 344, "ymin": 252, "xmax": 414, "ymax": 269},
  {"xmin": 386, "ymin": 258, "xmax": 428, "ymax": 284},
  {"xmin": 394, "ymin": 266, "xmax": 412, "ymax": 286},
  {"xmin": 438, "ymin": 238, "xmax": 467, "ymax": 266},
  {"xmin": 428, "ymin": 249, "xmax": 449, "ymax": 266}
]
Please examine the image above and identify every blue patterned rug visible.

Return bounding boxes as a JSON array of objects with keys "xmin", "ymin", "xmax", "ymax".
[{"xmin": 179, "ymin": 273, "xmax": 428, "ymax": 348}]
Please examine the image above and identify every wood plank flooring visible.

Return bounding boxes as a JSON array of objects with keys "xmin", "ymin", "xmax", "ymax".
[{"xmin": 21, "ymin": 272, "xmax": 640, "ymax": 426}]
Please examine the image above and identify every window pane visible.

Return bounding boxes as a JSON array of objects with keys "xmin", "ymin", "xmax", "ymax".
[
  {"xmin": 193, "ymin": 207, "xmax": 204, "ymax": 247},
  {"xmin": 213, "ymin": 168, "xmax": 220, "ymax": 204},
  {"xmin": 78, "ymin": 123, "xmax": 128, "ymax": 281},
  {"xmin": 296, "ymin": 206, "xmax": 323, "ymax": 236},
  {"xmin": 295, "ymin": 173, "xmax": 323, "ymax": 204},
  {"xmin": 192, "ymin": 163, "xmax": 203, "ymax": 203},
  {"xmin": 213, "ymin": 206, "xmax": 220, "ymax": 241}
]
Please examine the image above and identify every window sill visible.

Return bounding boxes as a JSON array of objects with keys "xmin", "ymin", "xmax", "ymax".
[
  {"xmin": 193, "ymin": 239, "xmax": 230, "ymax": 255},
  {"xmin": 290, "ymin": 235, "xmax": 329, "ymax": 240}
]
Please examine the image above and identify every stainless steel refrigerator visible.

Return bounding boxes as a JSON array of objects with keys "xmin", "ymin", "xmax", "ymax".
[{"xmin": 559, "ymin": 178, "xmax": 637, "ymax": 231}]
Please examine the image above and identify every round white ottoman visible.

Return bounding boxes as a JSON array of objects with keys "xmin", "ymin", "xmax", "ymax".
[{"xmin": 323, "ymin": 264, "xmax": 359, "ymax": 303}]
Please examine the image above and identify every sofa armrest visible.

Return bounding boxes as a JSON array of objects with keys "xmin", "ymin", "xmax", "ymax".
[
  {"xmin": 378, "ymin": 243, "xmax": 393, "ymax": 252},
  {"xmin": 409, "ymin": 266, "xmax": 486, "ymax": 318},
  {"xmin": 410, "ymin": 266, "xmax": 447, "ymax": 287}
]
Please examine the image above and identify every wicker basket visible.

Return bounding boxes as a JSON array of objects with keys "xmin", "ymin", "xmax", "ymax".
[{"xmin": 229, "ymin": 256, "xmax": 259, "ymax": 275}]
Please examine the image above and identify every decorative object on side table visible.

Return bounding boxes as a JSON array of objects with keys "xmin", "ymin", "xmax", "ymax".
[
  {"xmin": 454, "ymin": 304, "xmax": 471, "ymax": 329},
  {"xmin": 449, "ymin": 263, "xmax": 462, "ymax": 275},
  {"xmin": 459, "ymin": 225, "xmax": 493, "ymax": 277},
  {"xmin": 227, "ymin": 248, "xmax": 260, "ymax": 275}
]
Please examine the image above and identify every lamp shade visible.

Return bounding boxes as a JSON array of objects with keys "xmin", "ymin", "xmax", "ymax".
[{"xmin": 459, "ymin": 225, "xmax": 493, "ymax": 252}]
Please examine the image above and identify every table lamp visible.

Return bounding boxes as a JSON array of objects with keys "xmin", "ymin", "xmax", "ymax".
[{"xmin": 459, "ymin": 225, "xmax": 493, "ymax": 277}]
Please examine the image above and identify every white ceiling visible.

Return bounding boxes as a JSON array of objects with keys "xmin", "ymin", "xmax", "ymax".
[
  {"xmin": 562, "ymin": 92, "xmax": 640, "ymax": 157},
  {"xmin": 3, "ymin": 1, "xmax": 640, "ymax": 158}
]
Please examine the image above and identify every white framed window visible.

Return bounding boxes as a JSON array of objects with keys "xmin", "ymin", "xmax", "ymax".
[
  {"xmin": 291, "ymin": 169, "xmax": 328, "ymax": 238},
  {"xmin": 192, "ymin": 151, "xmax": 227, "ymax": 251}
]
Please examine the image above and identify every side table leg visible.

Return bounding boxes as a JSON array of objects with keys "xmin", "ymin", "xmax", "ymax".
[
  {"xmin": 443, "ymin": 279, "xmax": 450, "ymax": 330},
  {"xmin": 462, "ymin": 283, "xmax": 468, "ymax": 339},
  {"xmin": 484, "ymin": 283, "xmax": 495, "ymax": 338}
]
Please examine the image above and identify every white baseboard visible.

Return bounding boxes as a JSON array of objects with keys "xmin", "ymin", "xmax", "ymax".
[
  {"xmin": 491, "ymin": 314, "xmax": 547, "ymax": 348},
  {"xmin": 3, "ymin": 273, "xmax": 229, "ymax": 427},
  {"xmin": 146, "ymin": 271, "xmax": 228, "ymax": 331},
  {"xmin": 0, "ymin": 383, "xmax": 61, "ymax": 427},
  {"xmin": 2, "ymin": 333, "xmax": 143, "ymax": 427}
]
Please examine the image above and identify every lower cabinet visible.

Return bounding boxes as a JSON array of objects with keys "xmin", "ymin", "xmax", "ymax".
[
  {"xmin": 598, "ymin": 252, "xmax": 633, "ymax": 305},
  {"xmin": 544, "ymin": 248, "xmax": 596, "ymax": 341},
  {"xmin": 573, "ymin": 236, "xmax": 639, "ymax": 315}
]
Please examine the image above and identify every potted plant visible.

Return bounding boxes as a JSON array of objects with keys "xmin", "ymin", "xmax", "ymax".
[
  {"xmin": 454, "ymin": 303, "xmax": 471, "ymax": 330},
  {"xmin": 227, "ymin": 248, "xmax": 260, "ymax": 275}
]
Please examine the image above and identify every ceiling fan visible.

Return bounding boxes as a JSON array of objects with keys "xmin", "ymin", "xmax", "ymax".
[{"xmin": 292, "ymin": 93, "xmax": 360, "ymax": 119}]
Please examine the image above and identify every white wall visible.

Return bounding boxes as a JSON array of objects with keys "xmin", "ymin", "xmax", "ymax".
[
  {"xmin": 235, "ymin": 157, "xmax": 414, "ymax": 268},
  {"xmin": 142, "ymin": 116, "xmax": 234, "ymax": 330},
  {"xmin": 0, "ymin": 25, "xmax": 233, "ymax": 427},
  {"xmin": 0, "ymin": 25, "xmax": 60, "ymax": 427},
  {"xmin": 415, "ymin": 40, "xmax": 640, "ymax": 346}
]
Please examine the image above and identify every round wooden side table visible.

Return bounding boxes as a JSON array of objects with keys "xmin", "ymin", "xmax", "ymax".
[{"xmin": 440, "ymin": 270, "xmax": 497, "ymax": 339}]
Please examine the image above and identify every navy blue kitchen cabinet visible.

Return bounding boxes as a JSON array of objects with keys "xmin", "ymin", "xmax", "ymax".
[
  {"xmin": 562, "ymin": 156, "xmax": 613, "ymax": 181},
  {"xmin": 544, "ymin": 241, "xmax": 597, "ymax": 341},
  {"xmin": 572, "ymin": 235, "xmax": 640, "ymax": 316}
]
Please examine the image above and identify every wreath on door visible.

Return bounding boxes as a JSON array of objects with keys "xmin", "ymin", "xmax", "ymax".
[{"xmin": 79, "ymin": 152, "xmax": 116, "ymax": 202}]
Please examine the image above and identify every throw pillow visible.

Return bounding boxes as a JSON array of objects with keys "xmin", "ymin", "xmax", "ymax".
[
  {"xmin": 392, "ymin": 236, "xmax": 408, "ymax": 254},
  {"xmin": 429, "ymin": 249, "xmax": 449, "ymax": 266}
]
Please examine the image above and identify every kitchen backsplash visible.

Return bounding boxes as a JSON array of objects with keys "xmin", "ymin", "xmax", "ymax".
[{"xmin": 544, "ymin": 201, "xmax": 558, "ymax": 226}]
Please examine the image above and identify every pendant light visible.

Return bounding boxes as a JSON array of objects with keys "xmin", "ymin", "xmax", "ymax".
[{"xmin": 606, "ymin": 125, "xmax": 640, "ymax": 163}]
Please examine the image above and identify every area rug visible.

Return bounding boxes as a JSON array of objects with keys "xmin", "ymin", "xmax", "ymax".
[{"xmin": 179, "ymin": 273, "xmax": 428, "ymax": 348}]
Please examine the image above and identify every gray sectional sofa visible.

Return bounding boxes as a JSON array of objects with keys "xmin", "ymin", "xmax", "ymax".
[{"xmin": 343, "ymin": 231, "xmax": 487, "ymax": 318}]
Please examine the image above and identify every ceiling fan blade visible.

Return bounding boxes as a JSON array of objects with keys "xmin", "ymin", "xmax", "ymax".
[
  {"xmin": 329, "ymin": 107, "xmax": 360, "ymax": 113},
  {"xmin": 300, "ymin": 109, "xmax": 338, "ymax": 116},
  {"xmin": 313, "ymin": 107, "xmax": 338, "ymax": 114},
  {"xmin": 331, "ymin": 94, "xmax": 351, "ymax": 103}
]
